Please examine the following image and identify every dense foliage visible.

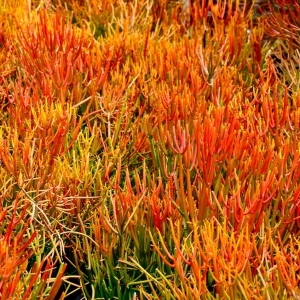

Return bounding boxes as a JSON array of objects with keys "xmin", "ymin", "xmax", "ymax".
[{"xmin": 0, "ymin": 0, "xmax": 300, "ymax": 299}]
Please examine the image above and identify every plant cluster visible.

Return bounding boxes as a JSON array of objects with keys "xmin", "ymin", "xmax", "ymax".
[{"xmin": 0, "ymin": 0, "xmax": 300, "ymax": 299}]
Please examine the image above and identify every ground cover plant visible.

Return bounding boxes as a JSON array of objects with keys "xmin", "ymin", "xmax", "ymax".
[{"xmin": 0, "ymin": 0, "xmax": 300, "ymax": 299}]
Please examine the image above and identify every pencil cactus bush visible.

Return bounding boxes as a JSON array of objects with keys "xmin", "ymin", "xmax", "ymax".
[{"xmin": 0, "ymin": 0, "xmax": 300, "ymax": 299}]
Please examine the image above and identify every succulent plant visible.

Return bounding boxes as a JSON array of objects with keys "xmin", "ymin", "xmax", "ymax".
[{"xmin": 0, "ymin": 0, "xmax": 299, "ymax": 299}]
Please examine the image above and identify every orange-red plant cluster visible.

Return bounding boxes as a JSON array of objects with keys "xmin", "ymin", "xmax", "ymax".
[{"xmin": 0, "ymin": 0, "xmax": 299, "ymax": 299}]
